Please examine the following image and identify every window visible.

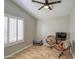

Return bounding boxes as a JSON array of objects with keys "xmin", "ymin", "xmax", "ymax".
[
  {"xmin": 9, "ymin": 17, "xmax": 17, "ymax": 43},
  {"xmin": 18, "ymin": 19, "xmax": 23, "ymax": 40},
  {"xmin": 4, "ymin": 14, "xmax": 24, "ymax": 47}
]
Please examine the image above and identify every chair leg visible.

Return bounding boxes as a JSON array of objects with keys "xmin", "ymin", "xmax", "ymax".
[{"xmin": 58, "ymin": 52, "xmax": 63, "ymax": 58}]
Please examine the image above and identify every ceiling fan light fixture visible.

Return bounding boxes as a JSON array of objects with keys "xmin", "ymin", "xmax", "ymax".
[{"xmin": 44, "ymin": 6, "xmax": 48, "ymax": 9}]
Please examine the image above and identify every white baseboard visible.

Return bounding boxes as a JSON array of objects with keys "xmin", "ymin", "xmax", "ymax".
[{"xmin": 5, "ymin": 44, "xmax": 32, "ymax": 59}]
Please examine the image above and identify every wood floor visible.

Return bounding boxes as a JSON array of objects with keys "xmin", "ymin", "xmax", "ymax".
[{"xmin": 7, "ymin": 45, "xmax": 73, "ymax": 59}]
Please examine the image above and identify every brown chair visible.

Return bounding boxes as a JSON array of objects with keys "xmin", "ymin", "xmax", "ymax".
[
  {"xmin": 54, "ymin": 40, "xmax": 72, "ymax": 58},
  {"xmin": 46, "ymin": 35, "xmax": 71, "ymax": 58},
  {"xmin": 58, "ymin": 45, "xmax": 71, "ymax": 58},
  {"xmin": 46, "ymin": 35, "xmax": 56, "ymax": 48}
]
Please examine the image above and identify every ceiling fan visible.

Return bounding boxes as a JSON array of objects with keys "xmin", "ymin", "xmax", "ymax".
[{"xmin": 32, "ymin": 0, "xmax": 61, "ymax": 10}]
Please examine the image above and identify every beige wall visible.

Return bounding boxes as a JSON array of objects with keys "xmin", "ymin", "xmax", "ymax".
[
  {"xmin": 69, "ymin": 8, "xmax": 75, "ymax": 57},
  {"xmin": 70, "ymin": 9, "xmax": 75, "ymax": 41},
  {"xmin": 37, "ymin": 16, "xmax": 70, "ymax": 39},
  {"xmin": 4, "ymin": 0, "xmax": 36, "ymax": 56}
]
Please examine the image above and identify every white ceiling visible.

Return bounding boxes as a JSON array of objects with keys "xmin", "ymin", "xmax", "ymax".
[{"xmin": 12, "ymin": 0, "xmax": 74, "ymax": 19}]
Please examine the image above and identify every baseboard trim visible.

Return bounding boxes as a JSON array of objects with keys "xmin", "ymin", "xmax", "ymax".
[{"xmin": 5, "ymin": 44, "xmax": 32, "ymax": 59}]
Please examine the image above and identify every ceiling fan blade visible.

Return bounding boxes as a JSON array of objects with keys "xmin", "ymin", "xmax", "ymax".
[
  {"xmin": 38, "ymin": 5, "xmax": 45, "ymax": 10},
  {"xmin": 48, "ymin": 1, "xmax": 61, "ymax": 5},
  {"xmin": 48, "ymin": 6, "xmax": 52, "ymax": 10},
  {"xmin": 32, "ymin": 0, "xmax": 44, "ymax": 4}
]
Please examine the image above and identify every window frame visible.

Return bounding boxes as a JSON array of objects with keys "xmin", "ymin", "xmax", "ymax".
[{"xmin": 4, "ymin": 14, "xmax": 24, "ymax": 48}]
